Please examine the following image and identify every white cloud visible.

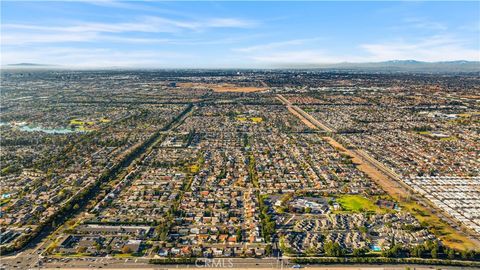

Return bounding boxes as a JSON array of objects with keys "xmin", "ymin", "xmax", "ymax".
[
  {"xmin": 1, "ymin": 30, "xmax": 255, "ymax": 46},
  {"xmin": 1, "ymin": 47, "xmax": 194, "ymax": 67},
  {"xmin": 233, "ymin": 38, "xmax": 322, "ymax": 53},
  {"xmin": 204, "ymin": 18, "xmax": 257, "ymax": 28},
  {"xmin": 79, "ymin": 0, "xmax": 191, "ymax": 16},
  {"xmin": 1, "ymin": 32, "xmax": 102, "ymax": 45},
  {"xmin": 250, "ymin": 50, "xmax": 348, "ymax": 64},
  {"xmin": 403, "ymin": 17, "xmax": 447, "ymax": 31},
  {"xmin": 79, "ymin": 0, "xmax": 149, "ymax": 10},
  {"xmin": 1, "ymin": 15, "xmax": 257, "ymax": 45},
  {"xmin": 360, "ymin": 35, "xmax": 480, "ymax": 61},
  {"xmin": 241, "ymin": 34, "xmax": 479, "ymax": 65}
]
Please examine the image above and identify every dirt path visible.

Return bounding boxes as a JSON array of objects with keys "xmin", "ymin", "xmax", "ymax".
[{"xmin": 324, "ymin": 137, "xmax": 407, "ymax": 199}]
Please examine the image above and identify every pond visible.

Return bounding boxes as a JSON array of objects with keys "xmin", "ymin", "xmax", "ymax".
[
  {"xmin": 1, "ymin": 122, "xmax": 84, "ymax": 134},
  {"xmin": 19, "ymin": 125, "xmax": 80, "ymax": 134}
]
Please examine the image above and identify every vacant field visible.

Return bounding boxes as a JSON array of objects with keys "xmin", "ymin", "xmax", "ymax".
[
  {"xmin": 324, "ymin": 137, "xmax": 406, "ymax": 199},
  {"xmin": 400, "ymin": 200, "xmax": 480, "ymax": 251},
  {"xmin": 178, "ymin": 82, "xmax": 266, "ymax": 93}
]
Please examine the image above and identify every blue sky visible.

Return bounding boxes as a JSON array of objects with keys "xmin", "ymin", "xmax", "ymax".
[{"xmin": 1, "ymin": 1, "xmax": 479, "ymax": 68}]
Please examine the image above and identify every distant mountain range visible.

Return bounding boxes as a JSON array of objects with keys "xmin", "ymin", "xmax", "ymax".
[
  {"xmin": 277, "ymin": 60, "xmax": 480, "ymax": 73},
  {"xmin": 7, "ymin": 63, "xmax": 55, "ymax": 67},
  {"xmin": 4, "ymin": 60, "xmax": 480, "ymax": 73}
]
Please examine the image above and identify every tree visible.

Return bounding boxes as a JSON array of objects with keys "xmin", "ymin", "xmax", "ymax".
[
  {"xmin": 324, "ymin": 241, "xmax": 344, "ymax": 257},
  {"xmin": 428, "ymin": 242, "xmax": 439, "ymax": 259},
  {"xmin": 122, "ymin": 246, "xmax": 132, "ymax": 254},
  {"xmin": 236, "ymin": 227, "xmax": 243, "ymax": 242},
  {"xmin": 305, "ymin": 247, "xmax": 318, "ymax": 256},
  {"xmin": 461, "ymin": 250, "xmax": 471, "ymax": 260},
  {"xmin": 265, "ymin": 244, "xmax": 273, "ymax": 256},
  {"xmin": 352, "ymin": 248, "xmax": 366, "ymax": 257},
  {"xmin": 66, "ymin": 220, "xmax": 76, "ymax": 227},
  {"xmin": 412, "ymin": 245, "xmax": 425, "ymax": 258},
  {"xmin": 382, "ymin": 244, "xmax": 403, "ymax": 258},
  {"xmin": 447, "ymin": 248, "xmax": 455, "ymax": 259}
]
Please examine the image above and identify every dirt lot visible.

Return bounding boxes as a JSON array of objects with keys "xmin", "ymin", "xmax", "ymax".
[
  {"xmin": 324, "ymin": 137, "xmax": 406, "ymax": 199},
  {"xmin": 178, "ymin": 82, "xmax": 266, "ymax": 93}
]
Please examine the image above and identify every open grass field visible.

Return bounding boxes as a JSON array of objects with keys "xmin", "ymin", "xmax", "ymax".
[
  {"xmin": 0, "ymin": 197, "xmax": 11, "ymax": 206},
  {"xmin": 236, "ymin": 117, "xmax": 263, "ymax": 123},
  {"xmin": 335, "ymin": 195, "xmax": 384, "ymax": 213},
  {"xmin": 250, "ymin": 117, "xmax": 263, "ymax": 123},
  {"xmin": 189, "ymin": 164, "xmax": 200, "ymax": 173},
  {"xmin": 400, "ymin": 200, "xmax": 479, "ymax": 251},
  {"xmin": 458, "ymin": 111, "xmax": 480, "ymax": 117},
  {"xmin": 69, "ymin": 119, "xmax": 85, "ymax": 125},
  {"xmin": 177, "ymin": 82, "xmax": 266, "ymax": 93},
  {"xmin": 68, "ymin": 118, "xmax": 111, "ymax": 132},
  {"xmin": 236, "ymin": 117, "xmax": 247, "ymax": 122},
  {"xmin": 439, "ymin": 136, "xmax": 457, "ymax": 141}
]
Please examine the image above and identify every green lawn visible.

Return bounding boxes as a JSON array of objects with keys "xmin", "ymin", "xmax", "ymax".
[
  {"xmin": 69, "ymin": 119, "xmax": 85, "ymax": 125},
  {"xmin": 336, "ymin": 195, "xmax": 383, "ymax": 213},
  {"xmin": 250, "ymin": 117, "xmax": 263, "ymax": 123},
  {"xmin": 113, "ymin": 253, "xmax": 134, "ymax": 258},
  {"xmin": 0, "ymin": 198, "xmax": 11, "ymax": 206}
]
